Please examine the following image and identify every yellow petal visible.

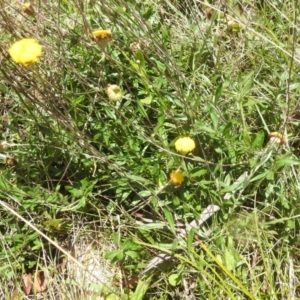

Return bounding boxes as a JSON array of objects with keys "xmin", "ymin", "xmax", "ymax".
[
  {"xmin": 8, "ymin": 38, "xmax": 42, "ymax": 66},
  {"xmin": 174, "ymin": 137, "xmax": 195, "ymax": 154},
  {"xmin": 90, "ymin": 30, "xmax": 112, "ymax": 48},
  {"xmin": 268, "ymin": 132, "xmax": 285, "ymax": 144},
  {"xmin": 22, "ymin": 2, "xmax": 35, "ymax": 16},
  {"xmin": 169, "ymin": 170, "xmax": 184, "ymax": 185},
  {"xmin": 106, "ymin": 84, "xmax": 123, "ymax": 101}
]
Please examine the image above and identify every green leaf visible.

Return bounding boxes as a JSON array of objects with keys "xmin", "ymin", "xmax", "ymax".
[
  {"xmin": 190, "ymin": 168, "xmax": 208, "ymax": 178},
  {"xmin": 275, "ymin": 155, "xmax": 300, "ymax": 169},
  {"xmin": 251, "ymin": 131, "xmax": 265, "ymax": 149},
  {"xmin": 105, "ymin": 250, "xmax": 124, "ymax": 263},
  {"xmin": 43, "ymin": 219, "xmax": 64, "ymax": 229},
  {"xmin": 137, "ymin": 223, "xmax": 166, "ymax": 231},
  {"xmin": 131, "ymin": 277, "xmax": 150, "ymax": 300},
  {"xmin": 266, "ymin": 170, "xmax": 274, "ymax": 180},
  {"xmin": 163, "ymin": 208, "xmax": 175, "ymax": 234},
  {"xmin": 122, "ymin": 238, "xmax": 141, "ymax": 251},
  {"xmin": 137, "ymin": 190, "xmax": 152, "ymax": 197},
  {"xmin": 168, "ymin": 273, "xmax": 182, "ymax": 286},
  {"xmin": 250, "ymin": 170, "xmax": 269, "ymax": 182},
  {"xmin": 187, "ymin": 228, "xmax": 195, "ymax": 254},
  {"xmin": 210, "ymin": 108, "xmax": 219, "ymax": 130},
  {"xmin": 135, "ymin": 50, "xmax": 146, "ymax": 69},
  {"xmin": 37, "ymin": 123, "xmax": 54, "ymax": 137},
  {"xmin": 0, "ymin": 176, "xmax": 12, "ymax": 192},
  {"xmin": 79, "ymin": 196, "xmax": 86, "ymax": 208},
  {"xmin": 224, "ymin": 249, "xmax": 236, "ymax": 271},
  {"xmin": 221, "ymin": 172, "xmax": 249, "ymax": 193},
  {"xmin": 140, "ymin": 95, "xmax": 153, "ymax": 105},
  {"xmin": 125, "ymin": 250, "xmax": 138, "ymax": 259},
  {"xmin": 105, "ymin": 294, "xmax": 121, "ymax": 300},
  {"xmin": 214, "ymin": 82, "xmax": 223, "ymax": 103}
]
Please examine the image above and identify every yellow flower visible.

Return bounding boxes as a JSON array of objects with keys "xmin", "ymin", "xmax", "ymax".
[
  {"xmin": 90, "ymin": 30, "xmax": 112, "ymax": 48},
  {"xmin": 106, "ymin": 84, "xmax": 123, "ymax": 101},
  {"xmin": 226, "ymin": 15, "xmax": 244, "ymax": 32},
  {"xmin": 129, "ymin": 40, "xmax": 147, "ymax": 52},
  {"xmin": 227, "ymin": 20, "xmax": 244, "ymax": 31},
  {"xmin": 6, "ymin": 155, "xmax": 17, "ymax": 167},
  {"xmin": 22, "ymin": 2, "xmax": 35, "ymax": 16},
  {"xmin": 175, "ymin": 137, "xmax": 195, "ymax": 154},
  {"xmin": 169, "ymin": 170, "xmax": 184, "ymax": 185},
  {"xmin": 0, "ymin": 141, "xmax": 9, "ymax": 153},
  {"xmin": 268, "ymin": 132, "xmax": 285, "ymax": 145},
  {"xmin": 8, "ymin": 38, "xmax": 42, "ymax": 66}
]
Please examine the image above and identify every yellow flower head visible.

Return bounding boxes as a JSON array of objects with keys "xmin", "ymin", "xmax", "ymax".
[
  {"xmin": 0, "ymin": 141, "xmax": 10, "ymax": 153},
  {"xmin": 268, "ymin": 132, "xmax": 285, "ymax": 145},
  {"xmin": 8, "ymin": 38, "xmax": 42, "ymax": 66},
  {"xmin": 227, "ymin": 16, "xmax": 244, "ymax": 32},
  {"xmin": 22, "ymin": 2, "xmax": 35, "ymax": 16},
  {"xmin": 106, "ymin": 84, "xmax": 123, "ymax": 101},
  {"xmin": 90, "ymin": 30, "xmax": 112, "ymax": 48},
  {"xmin": 129, "ymin": 40, "xmax": 147, "ymax": 52},
  {"xmin": 169, "ymin": 170, "xmax": 184, "ymax": 185},
  {"xmin": 175, "ymin": 137, "xmax": 195, "ymax": 154}
]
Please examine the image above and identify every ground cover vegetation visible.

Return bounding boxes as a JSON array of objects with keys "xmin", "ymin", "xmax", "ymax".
[{"xmin": 0, "ymin": 0, "xmax": 300, "ymax": 299}]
